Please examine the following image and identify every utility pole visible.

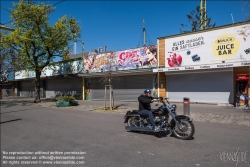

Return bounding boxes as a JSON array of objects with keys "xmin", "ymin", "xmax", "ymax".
[
  {"xmin": 142, "ymin": 19, "xmax": 146, "ymax": 46},
  {"xmin": 200, "ymin": 0, "xmax": 206, "ymax": 30},
  {"xmin": 81, "ymin": 40, "xmax": 84, "ymax": 69}
]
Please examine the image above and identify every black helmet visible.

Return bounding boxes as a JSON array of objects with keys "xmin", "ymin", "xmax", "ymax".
[{"xmin": 144, "ymin": 88, "xmax": 151, "ymax": 94}]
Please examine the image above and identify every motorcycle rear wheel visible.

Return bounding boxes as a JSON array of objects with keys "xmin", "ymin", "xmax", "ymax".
[
  {"xmin": 127, "ymin": 117, "xmax": 140, "ymax": 127},
  {"xmin": 172, "ymin": 119, "xmax": 195, "ymax": 140}
]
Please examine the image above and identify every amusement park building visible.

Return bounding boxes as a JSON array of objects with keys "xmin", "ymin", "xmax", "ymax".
[
  {"xmin": 154, "ymin": 21, "xmax": 250, "ymax": 106},
  {"xmin": 3, "ymin": 46, "xmax": 158, "ymax": 101},
  {"xmin": 3, "ymin": 21, "xmax": 250, "ymax": 106}
]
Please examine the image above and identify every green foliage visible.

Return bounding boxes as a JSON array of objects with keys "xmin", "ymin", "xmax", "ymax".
[
  {"xmin": 57, "ymin": 95, "xmax": 76, "ymax": 103},
  {"xmin": 0, "ymin": 42, "xmax": 19, "ymax": 83},
  {"xmin": 180, "ymin": 5, "xmax": 216, "ymax": 33},
  {"xmin": 1, "ymin": 0, "xmax": 81, "ymax": 72},
  {"xmin": 0, "ymin": 0, "xmax": 80, "ymax": 102}
]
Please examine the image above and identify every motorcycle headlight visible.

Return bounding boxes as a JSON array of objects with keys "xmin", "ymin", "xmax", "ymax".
[{"xmin": 171, "ymin": 104, "xmax": 177, "ymax": 111}]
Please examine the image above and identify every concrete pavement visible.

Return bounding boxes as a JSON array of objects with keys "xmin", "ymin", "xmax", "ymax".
[
  {"xmin": 1, "ymin": 97, "xmax": 250, "ymax": 126},
  {"xmin": 1, "ymin": 101, "xmax": 250, "ymax": 167}
]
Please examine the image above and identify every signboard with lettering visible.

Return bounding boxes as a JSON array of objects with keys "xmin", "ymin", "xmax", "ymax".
[
  {"xmin": 153, "ymin": 62, "xmax": 249, "ymax": 72},
  {"xmin": 83, "ymin": 45, "xmax": 157, "ymax": 72},
  {"xmin": 164, "ymin": 24, "xmax": 250, "ymax": 69},
  {"xmin": 15, "ymin": 60, "xmax": 82, "ymax": 79}
]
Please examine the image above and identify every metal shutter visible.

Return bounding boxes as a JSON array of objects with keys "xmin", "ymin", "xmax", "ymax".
[
  {"xmin": 46, "ymin": 78, "xmax": 82, "ymax": 98},
  {"xmin": 167, "ymin": 71, "xmax": 233, "ymax": 104},
  {"xmin": 90, "ymin": 74, "xmax": 154, "ymax": 101}
]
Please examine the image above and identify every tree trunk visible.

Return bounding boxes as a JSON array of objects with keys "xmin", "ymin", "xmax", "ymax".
[
  {"xmin": 34, "ymin": 70, "xmax": 41, "ymax": 103},
  {"xmin": 0, "ymin": 85, "xmax": 2, "ymax": 99}
]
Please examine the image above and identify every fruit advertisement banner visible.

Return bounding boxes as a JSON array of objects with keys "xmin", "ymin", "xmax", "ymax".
[
  {"xmin": 164, "ymin": 24, "xmax": 250, "ymax": 69},
  {"xmin": 83, "ymin": 45, "xmax": 157, "ymax": 72}
]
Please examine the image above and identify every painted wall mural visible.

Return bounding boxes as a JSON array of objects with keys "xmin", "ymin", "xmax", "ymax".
[
  {"xmin": 83, "ymin": 45, "xmax": 157, "ymax": 72},
  {"xmin": 11, "ymin": 45, "xmax": 157, "ymax": 80}
]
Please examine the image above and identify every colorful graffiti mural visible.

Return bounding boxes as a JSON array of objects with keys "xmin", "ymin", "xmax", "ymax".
[{"xmin": 83, "ymin": 45, "xmax": 157, "ymax": 72}]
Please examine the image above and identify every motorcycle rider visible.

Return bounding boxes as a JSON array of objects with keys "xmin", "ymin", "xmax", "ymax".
[{"xmin": 138, "ymin": 88, "xmax": 162, "ymax": 132}]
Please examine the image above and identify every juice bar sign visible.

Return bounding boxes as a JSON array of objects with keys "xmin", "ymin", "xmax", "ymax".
[{"xmin": 212, "ymin": 34, "xmax": 240, "ymax": 58}]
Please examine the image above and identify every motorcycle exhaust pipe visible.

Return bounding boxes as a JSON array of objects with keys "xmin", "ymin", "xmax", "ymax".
[{"xmin": 125, "ymin": 126, "xmax": 155, "ymax": 132}]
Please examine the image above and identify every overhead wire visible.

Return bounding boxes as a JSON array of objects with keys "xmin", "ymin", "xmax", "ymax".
[
  {"xmin": 136, "ymin": 31, "xmax": 143, "ymax": 48},
  {"xmin": 146, "ymin": 31, "xmax": 154, "ymax": 46},
  {"xmin": 136, "ymin": 25, "xmax": 155, "ymax": 47}
]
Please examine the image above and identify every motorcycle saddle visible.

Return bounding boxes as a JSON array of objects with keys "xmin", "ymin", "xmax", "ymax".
[{"xmin": 129, "ymin": 110, "xmax": 139, "ymax": 114}]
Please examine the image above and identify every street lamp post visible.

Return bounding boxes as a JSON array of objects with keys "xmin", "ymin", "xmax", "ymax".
[{"xmin": 81, "ymin": 40, "xmax": 84, "ymax": 67}]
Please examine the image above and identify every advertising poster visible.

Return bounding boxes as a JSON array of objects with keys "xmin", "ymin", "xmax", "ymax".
[
  {"xmin": 15, "ymin": 60, "xmax": 83, "ymax": 79},
  {"xmin": 162, "ymin": 24, "xmax": 250, "ymax": 71},
  {"xmin": 83, "ymin": 45, "xmax": 157, "ymax": 72}
]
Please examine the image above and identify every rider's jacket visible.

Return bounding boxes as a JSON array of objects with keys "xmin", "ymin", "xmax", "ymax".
[{"xmin": 138, "ymin": 94, "xmax": 153, "ymax": 111}]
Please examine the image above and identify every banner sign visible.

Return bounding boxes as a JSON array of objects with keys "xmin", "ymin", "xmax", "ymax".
[
  {"xmin": 83, "ymin": 45, "xmax": 157, "ymax": 72},
  {"xmin": 163, "ymin": 24, "xmax": 250, "ymax": 70},
  {"xmin": 15, "ymin": 60, "xmax": 82, "ymax": 80},
  {"xmin": 13, "ymin": 45, "xmax": 158, "ymax": 79},
  {"xmin": 153, "ymin": 61, "xmax": 250, "ymax": 72}
]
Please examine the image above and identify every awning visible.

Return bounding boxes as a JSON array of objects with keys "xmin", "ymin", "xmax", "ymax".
[{"xmin": 77, "ymin": 68, "xmax": 154, "ymax": 78}]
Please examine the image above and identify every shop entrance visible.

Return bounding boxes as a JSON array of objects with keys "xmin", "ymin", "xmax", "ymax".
[{"xmin": 235, "ymin": 74, "xmax": 249, "ymax": 108}]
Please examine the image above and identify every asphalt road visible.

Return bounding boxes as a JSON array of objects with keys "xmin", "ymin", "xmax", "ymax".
[{"xmin": 1, "ymin": 103, "xmax": 250, "ymax": 167}]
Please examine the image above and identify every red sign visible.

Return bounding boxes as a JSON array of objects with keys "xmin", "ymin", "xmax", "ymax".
[{"xmin": 236, "ymin": 74, "xmax": 249, "ymax": 81}]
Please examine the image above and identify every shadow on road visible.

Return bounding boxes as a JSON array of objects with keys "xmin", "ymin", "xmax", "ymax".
[
  {"xmin": 0, "ymin": 118, "xmax": 22, "ymax": 124},
  {"xmin": 127, "ymin": 130, "xmax": 172, "ymax": 138},
  {"xmin": 127, "ymin": 130, "xmax": 195, "ymax": 140},
  {"xmin": 114, "ymin": 103, "xmax": 131, "ymax": 109}
]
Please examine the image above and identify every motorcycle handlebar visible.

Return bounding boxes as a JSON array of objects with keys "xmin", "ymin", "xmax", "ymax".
[
  {"xmin": 151, "ymin": 96, "xmax": 170, "ymax": 104},
  {"xmin": 156, "ymin": 97, "xmax": 170, "ymax": 106}
]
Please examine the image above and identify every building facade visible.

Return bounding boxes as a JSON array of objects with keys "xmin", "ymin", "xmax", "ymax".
[
  {"xmin": 9, "ymin": 45, "xmax": 158, "ymax": 101},
  {"xmin": 154, "ymin": 21, "xmax": 250, "ymax": 106}
]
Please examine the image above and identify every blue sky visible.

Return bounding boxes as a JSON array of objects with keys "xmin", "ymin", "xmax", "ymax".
[{"xmin": 1, "ymin": 0, "xmax": 248, "ymax": 54}]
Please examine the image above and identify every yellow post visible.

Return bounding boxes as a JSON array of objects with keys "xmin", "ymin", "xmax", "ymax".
[{"xmin": 82, "ymin": 77, "xmax": 85, "ymax": 100}]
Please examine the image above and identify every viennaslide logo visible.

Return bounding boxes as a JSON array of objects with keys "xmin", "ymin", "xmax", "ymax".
[{"xmin": 219, "ymin": 147, "xmax": 247, "ymax": 166}]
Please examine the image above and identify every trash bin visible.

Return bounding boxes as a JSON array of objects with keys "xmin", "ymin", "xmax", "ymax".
[{"xmin": 183, "ymin": 97, "xmax": 190, "ymax": 116}]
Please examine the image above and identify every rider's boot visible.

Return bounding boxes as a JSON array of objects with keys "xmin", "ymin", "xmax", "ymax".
[{"xmin": 153, "ymin": 126, "xmax": 160, "ymax": 132}]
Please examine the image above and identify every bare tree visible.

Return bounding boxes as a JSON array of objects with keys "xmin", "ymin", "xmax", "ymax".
[
  {"xmin": 0, "ymin": 47, "xmax": 18, "ymax": 98},
  {"xmin": 98, "ymin": 54, "xmax": 119, "ymax": 110}
]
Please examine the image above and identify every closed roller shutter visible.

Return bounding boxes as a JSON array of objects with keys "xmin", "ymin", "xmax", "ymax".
[
  {"xmin": 20, "ymin": 80, "xmax": 45, "ymax": 97},
  {"xmin": 89, "ymin": 74, "xmax": 154, "ymax": 101},
  {"xmin": 167, "ymin": 71, "xmax": 233, "ymax": 104},
  {"xmin": 46, "ymin": 77, "xmax": 82, "ymax": 98}
]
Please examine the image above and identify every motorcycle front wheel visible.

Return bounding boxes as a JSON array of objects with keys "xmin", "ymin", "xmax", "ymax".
[{"xmin": 172, "ymin": 119, "xmax": 195, "ymax": 140}]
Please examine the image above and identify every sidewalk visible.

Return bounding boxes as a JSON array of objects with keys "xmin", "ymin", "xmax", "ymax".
[{"xmin": 1, "ymin": 97, "xmax": 250, "ymax": 126}]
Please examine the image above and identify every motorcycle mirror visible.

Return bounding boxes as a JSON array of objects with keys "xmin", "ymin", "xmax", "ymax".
[{"xmin": 155, "ymin": 104, "xmax": 159, "ymax": 106}]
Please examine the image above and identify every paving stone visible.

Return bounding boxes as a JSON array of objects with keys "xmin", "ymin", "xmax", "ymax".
[
  {"xmin": 220, "ymin": 120, "xmax": 226, "ymax": 123},
  {"xmin": 243, "ymin": 121, "xmax": 249, "ymax": 126}
]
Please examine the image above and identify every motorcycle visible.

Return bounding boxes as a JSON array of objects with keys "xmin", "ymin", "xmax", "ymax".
[{"xmin": 124, "ymin": 97, "xmax": 195, "ymax": 140}]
